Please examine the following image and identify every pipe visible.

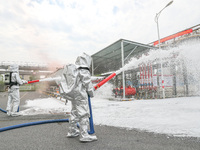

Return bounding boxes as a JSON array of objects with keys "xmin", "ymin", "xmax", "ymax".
[
  {"xmin": 142, "ymin": 64, "xmax": 144, "ymax": 90},
  {"xmin": 147, "ymin": 63, "xmax": 150, "ymax": 90},
  {"xmin": 0, "ymin": 106, "xmax": 95, "ymax": 134},
  {"xmin": 144, "ymin": 63, "xmax": 147, "ymax": 89},
  {"xmin": 93, "ymin": 70, "xmax": 121, "ymax": 90},
  {"xmin": 27, "ymin": 80, "xmax": 40, "ymax": 84},
  {"xmin": 151, "ymin": 63, "xmax": 153, "ymax": 88},
  {"xmin": 0, "ymin": 96, "xmax": 94, "ymax": 134},
  {"xmin": 0, "ymin": 119, "xmax": 69, "ymax": 132},
  {"xmin": 88, "ymin": 96, "xmax": 95, "ymax": 134},
  {"xmin": 94, "ymin": 72, "xmax": 117, "ymax": 90},
  {"xmin": 27, "ymin": 77, "xmax": 61, "ymax": 84},
  {"xmin": 0, "ymin": 109, "xmax": 95, "ymax": 134},
  {"xmin": 0, "ymin": 107, "xmax": 6, "ymax": 113},
  {"xmin": 121, "ymin": 40, "xmax": 125, "ymax": 99},
  {"xmin": 0, "ymin": 107, "xmax": 19, "ymax": 113}
]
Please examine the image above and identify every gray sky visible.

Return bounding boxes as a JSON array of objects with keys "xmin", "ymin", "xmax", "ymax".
[{"xmin": 0, "ymin": 0, "xmax": 199, "ymax": 69}]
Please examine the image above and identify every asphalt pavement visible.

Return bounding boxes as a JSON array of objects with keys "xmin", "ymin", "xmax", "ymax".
[{"xmin": 0, "ymin": 91, "xmax": 199, "ymax": 150}]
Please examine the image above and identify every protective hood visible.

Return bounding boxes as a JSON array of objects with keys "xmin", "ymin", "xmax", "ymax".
[
  {"xmin": 9, "ymin": 64, "xmax": 19, "ymax": 72},
  {"xmin": 75, "ymin": 53, "xmax": 92, "ymax": 68}
]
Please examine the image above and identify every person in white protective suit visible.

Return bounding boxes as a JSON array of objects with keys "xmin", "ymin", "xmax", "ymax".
[
  {"xmin": 6, "ymin": 64, "xmax": 27, "ymax": 116},
  {"xmin": 61, "ymin": 53, "xmax": 97, "ymax": 142}
]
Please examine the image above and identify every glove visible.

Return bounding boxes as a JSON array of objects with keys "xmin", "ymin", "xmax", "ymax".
[
  {"xmin": 87, "ymin": 90, "xmax": 94, "ymax": 98},
  {"xmin": 22, "ymin": 80, "xmax": 28, "ymax": 84}
]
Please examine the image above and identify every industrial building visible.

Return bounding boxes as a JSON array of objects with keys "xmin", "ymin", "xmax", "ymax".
[{"xmin": 91, "ymin": 24, "xmax": 200, "ymax": 99}]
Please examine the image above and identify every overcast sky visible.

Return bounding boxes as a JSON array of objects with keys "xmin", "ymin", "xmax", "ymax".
[{"xmin": 0, "ymin": 0, "xmax": 199, "ymax": 69}]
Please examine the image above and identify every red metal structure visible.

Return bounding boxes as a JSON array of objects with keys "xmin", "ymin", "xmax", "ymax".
[{"xmin": 153, "ymin": 29, "xmax": 193, "ymax": 46}]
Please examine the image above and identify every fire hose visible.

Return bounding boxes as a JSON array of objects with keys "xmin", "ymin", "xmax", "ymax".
[
  {"xmin": 0, "ymin": 119, "xmax": 69, "ymax": 132},
  {"xmin": 0, "ymin": 72, "xmax": 118, "ymax": 133}
]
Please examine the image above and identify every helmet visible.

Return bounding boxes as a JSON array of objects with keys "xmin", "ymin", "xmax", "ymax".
[
  {"xmin": 75, "ymin": 53, "xmax": 92, "ymax": 68},
  {"xmin": 9, "ymin": 64, "xmax": 19, "ymax": 72}
]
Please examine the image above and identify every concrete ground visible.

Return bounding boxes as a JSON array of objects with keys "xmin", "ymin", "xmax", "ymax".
[{"xmin": 0, "ymin": 91, "xmax": 199, "ymax": 150}]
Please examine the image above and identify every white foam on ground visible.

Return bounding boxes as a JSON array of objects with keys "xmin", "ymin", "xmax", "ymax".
[
  {"xmin": 19, "ymin": 96, "xmax": 200, "ymax": 138},
  {"xmin": 20, "ymin": 98, "xmax": 71, "ymax": 115}
]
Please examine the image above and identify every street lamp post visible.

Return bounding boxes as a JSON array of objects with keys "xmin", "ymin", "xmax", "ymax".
[{"xmin": 154, "ymin": 0, "xmax": 173, "ymax": 99}]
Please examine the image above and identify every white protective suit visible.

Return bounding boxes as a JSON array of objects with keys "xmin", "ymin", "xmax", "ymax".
[
  {"xmin": 62, "ymin": 53, "xmax": 97, "ymax": 142},
  {"xmin": 6, "ymin": 64, "xmax": 26, "ymax": 116}
]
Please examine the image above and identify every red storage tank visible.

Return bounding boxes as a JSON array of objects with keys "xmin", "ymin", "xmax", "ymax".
[{"xmin": 125, "ymin": 86, "xmax": 136, "ymax": 96}]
